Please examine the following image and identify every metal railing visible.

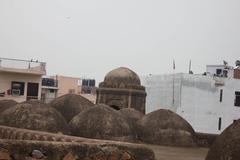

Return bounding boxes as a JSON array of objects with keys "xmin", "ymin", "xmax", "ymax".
[
  {"xmin": 0, "ymin": 57, "xmax": 46, "ymax": 73},
  {"xmin": 42, "ymin": 78, "xmax": 58, "ymax": 87}
]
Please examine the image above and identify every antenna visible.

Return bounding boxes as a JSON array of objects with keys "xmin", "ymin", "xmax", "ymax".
[
  {"xmin": 223, "ymin": 60, "xmax": 228, "ymax": 66},
  {"xmin": 189, "ymin": 60, "xmax": 192, "ymax": 74},
  {"xmin": 172, "ymin": 59, "xmax": 175, "ymax": 105}
]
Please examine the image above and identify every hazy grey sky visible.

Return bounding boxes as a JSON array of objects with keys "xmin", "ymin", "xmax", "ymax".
[{"xmin": 0, "ymin": 0, "xmax": 240, "ymax": 83}]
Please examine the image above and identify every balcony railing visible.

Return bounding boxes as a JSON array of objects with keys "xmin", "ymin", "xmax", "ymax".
[
  {"xmin": 0, "ymin": 57, "xmax": 46, "ymax": 75},
  {"xmin": 42, "ymin": 78, "xmax": 58, "ymax": 88}
]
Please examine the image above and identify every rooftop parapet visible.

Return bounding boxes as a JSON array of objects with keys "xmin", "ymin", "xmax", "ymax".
[{"xmin": 0, "ymin": 57, "xmax": 46, "ymax": 75}]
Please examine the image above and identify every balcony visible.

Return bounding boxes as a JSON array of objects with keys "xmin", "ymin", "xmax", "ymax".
[
  {"xmin": 41, "ymin": 78, "xmax": 58, "ymax": 89},
  {"xmin": 0, "ymin": 57, "xmax": 46, "ymax": 75}
]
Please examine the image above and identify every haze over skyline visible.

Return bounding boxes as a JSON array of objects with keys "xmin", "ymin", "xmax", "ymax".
[{"xmin": 1, "ymin": 0, "xmax": 240, "ymax": 83}]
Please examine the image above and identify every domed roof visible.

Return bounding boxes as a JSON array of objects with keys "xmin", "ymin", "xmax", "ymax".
[
  {"xmin": 69, "ymin": 104, "xmax": 135, "ymax": 142},
  {"xmin": 119, "ymin": 108, "xmax": 143, "ymax": 123},
  {"xmin": 137, "ymin": 109, "xmax": 196, "ymax": 147},
  {"xmin": 0, "ymin": 100, "xmax": 17, "ymax": 113},
  {"xmin": 206, "ymin": 119, "xmax": 240, "ymax": 160},
  {"xmin": 0, "ymin": 101, "xmax": 69, "ymax": 134},
  {"xmin": 50, "ymin": 94, "xmax": 94, "ymax": 122},
  {"xmin": 100, "ymin": 67, "xmax": 142, "ymax": 89},
  {"xmin": 119, "ymin": 108, "xmax": 144, "ymax": 140}
]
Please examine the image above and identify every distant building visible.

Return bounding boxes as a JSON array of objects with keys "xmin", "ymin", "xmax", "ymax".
[
  {"xmin": 79, "ymin": 78, "xmax": 96, "ymax": 104},
  {"xmin": 80, "ymin": 79, "xmax": 96, "ymax": 94},
  {"xmin": 0, "ymin": 57, "xmax": 46, "ymax": 102},
  {"xmin": 41, "ymin": 76, "xmax": 58, "ymax": 103},
  {"xmin": 41, "ymin": 75, "xmax": 96, "ymax": 103},
  {"xmin": 57, "ymin": 75, "xmax": 81, "ymax": 97},
  {"xmin": 141, "ymin": 62, "xmax": 240, "ymax": 134}
]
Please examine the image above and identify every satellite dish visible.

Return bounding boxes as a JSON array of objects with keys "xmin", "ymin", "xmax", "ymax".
[{"xmin": 223, "ymin": 60, "xmax": 228, "ymax": 66}]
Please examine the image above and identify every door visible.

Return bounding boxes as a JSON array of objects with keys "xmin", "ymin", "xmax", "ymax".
[{"xmin": 27, "ymin": 83, "xmax": 39, "ymax": 100}]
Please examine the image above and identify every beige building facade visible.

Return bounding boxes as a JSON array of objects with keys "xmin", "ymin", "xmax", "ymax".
[
  {"xmin": 0, "ymin": 58, "xmax": 46, "ymax": 102},
  {"xmin": 56, "ymin": 75, "xmax": 81, "ymax": 97}
]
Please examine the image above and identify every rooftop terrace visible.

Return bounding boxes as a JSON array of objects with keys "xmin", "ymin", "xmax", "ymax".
[{"xmin": 0, "ymin": 57, "xmax": 46, "ymax": 75}]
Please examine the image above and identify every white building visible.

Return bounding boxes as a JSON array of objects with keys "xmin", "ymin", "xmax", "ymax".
[
  {"xmin": 0, "ymin": 57, "xmax": 46, "ymax": 102},
  {"xmin": 141, "ymin": 63, "xmax": 240, "ymax": 134}
]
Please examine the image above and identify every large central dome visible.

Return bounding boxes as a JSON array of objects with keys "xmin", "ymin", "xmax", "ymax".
[{"xmin": 100, "ymin": 67, "xmax": 141, "ymax": 89}]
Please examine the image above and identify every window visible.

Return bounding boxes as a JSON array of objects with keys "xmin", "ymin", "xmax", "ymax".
[
  {"xmin": 234, "ymin": 91, "xmax": 240, "ymax": 107},
  {"xmin": 223, "ymin": 70, "xmax": 228, "ymax": 77},
  {"xmin": 218, "ymin": 117, "xmax": 222, "ymax": 131},
  {"xmin": 216, "ymin": 69, "xmax": 222, "ymax": 75},
  {"xmin": 11, "ymin": 81, "xmax": 25, "ymax": 96},
  {"xmin": 0, "ymin": 91, "xmax": 5, "ymax": 97},
  {"xmin": 82, "ymin": 79, "xmax": 96, "ymax": 87},
  {"xmin": 220, "ymin": 89, "xmax": 223, "ymax": 102}
]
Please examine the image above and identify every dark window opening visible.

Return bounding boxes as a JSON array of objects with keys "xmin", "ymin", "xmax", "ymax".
[
  {"xmin": 27, "ymin": 83, "xmax": 39, "ymax": 100},
  {"xmin": 220, "ymin": 89, "xmax": 223, "ymax": 102},
  {"xmin": 82, "ymin": 79, "xmax": 95, "ymax": 87},
  {"xmin": 110, "ymin": 105, "xmax": 120, "ymax": 110},
  {"xmin": 234, "ymin": 91, "xmax": 240, "ymax": 107},
  {"xmin": 216, "ymin": 69, "xmax": 222, "ymax": 75},
  {"xmin": 42, "ymin": 78, "xmax": 58, "ymax": 87},
  {"xmin": 0, "ymin": 91, "xmax": 5, "ymax": 97},
  {"xmin": 233, "ymin": 120, "xmax": 237, "ymax": 123},
  {"xmin": 218, "ymin": 117, "xmax": 222, "ymax": 131},
  {"xmin": 223, "ymin": 70, "xmax": 228, "ymax": 77},
  {"xmin": 81, "ymin": 79, "xmax": 96, "ymax": 94},
  {"xmin": 11, "ymin": 81, "xmax": 25, "ymax": 96},
  {"xmin": 49, "ymin": 89, "xmax": 55, "ymax": 93}
]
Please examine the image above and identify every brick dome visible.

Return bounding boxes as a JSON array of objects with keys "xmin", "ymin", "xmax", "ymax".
[
  {"xmin": 206, "ymin": 119, "xmax": 240, "ymax": 160},
  {"xmin": 137, "ymin": 109, "xmax": 197, "ymax": 147},
  {"xmin": 0, "ymin": 99, "xmax": 17, "ymax": 113},
  {"xmin": 0, "ymin": 101, "xmax": 69, "ymax": 134},
  {"xmin": 69, "ymin": 104, "xmax": 136, "ymax": 142},
  {"xmin": 50, "ymin": 94, "xmax": 94, "ymax": 122},
  {"xmin": 99, "ymin": 67, "xmax": 144, "ymax": 90}
]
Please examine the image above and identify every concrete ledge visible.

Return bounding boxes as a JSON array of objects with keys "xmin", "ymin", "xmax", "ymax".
[
  {"xmin": 0, "ymin": 140, "xmax": 155, "ymax": 160},
  {"xmin": 0, "ymin": 125, "xmax": 155, "ymax": 160}
]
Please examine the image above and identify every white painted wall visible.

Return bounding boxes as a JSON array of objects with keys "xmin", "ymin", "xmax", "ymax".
[
  {"xmin": 0, "ymin": 72, "xmax": 42, "ymax": 102},
  {"xmin": 206, "ymin": 65, "xmax": 234, "ymax": 78},
  {"xmin": 141, "ymin": 74, "xmax": 181, "ymax": 113},
  {"xmin": 141, "ymin": 73, "xmax": 240, "ymax": 134},
  {"xmin": 206, "ymin": 65, "xmax": 225, "ymax": 75}
]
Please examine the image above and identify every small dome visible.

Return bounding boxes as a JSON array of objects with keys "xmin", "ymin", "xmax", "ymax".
[
  {"xmin": 100, "ymin": 67, "xmax": 142, "ymax": 89},
  {"xmin": 206, "ymin": 119, "xmax": 240, "ymax": 160},
  {"xmin": 69, "ymin": 104, "xmax": 135, "ymax": 142},
  {"xmin": 50, "ymin": 94, "xmax": 94, "ymax": 122},
  {"xmin": 0, "ymin": 100, "xmax": 17, "ymax": 113},
  {"xmin": 0, "ymin": 101, "xmax": 69, "ymax": 134},
  {"xmin": 137, "ymin": 109, "xmax": 196, "ymax": 147}
]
